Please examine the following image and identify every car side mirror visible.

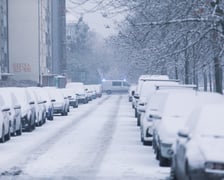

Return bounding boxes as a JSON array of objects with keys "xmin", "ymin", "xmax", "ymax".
[
  {"xmin": 178, "ymin": 128, "xmax": 190, "ymax": 138},
  {"xmin": 138, "ymin": 106, "xmax": 146, "ymax": 113},
  {"xmin": 131, "ymin": 91, "xmax": 135, "ymax": 96},
  {"xmin": 149, "ymin": 114, "xmax": 161, "ymax": 120},
  {"xmin": 51, "ymin": 99, "xmax": 56, "ymax": 102},
  {"xmin": 29, "ymin": 101, "xmax": 35, "ymax": 105},
  {"xmin": 2, "ymin": 107, "xmax": 10, "ymax": 112},
  {"xmin": 14, "ymin": 104, "xmax": 21, "ymax": 110},
  {"xmin": 134, "ymin": 94, "xmax": 139, "ymax": 99}
]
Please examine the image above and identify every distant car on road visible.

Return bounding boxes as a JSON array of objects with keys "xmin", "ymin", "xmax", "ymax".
[{"xmin": 102, "ymin": 80, "xmax": 129, "ymax": 94}]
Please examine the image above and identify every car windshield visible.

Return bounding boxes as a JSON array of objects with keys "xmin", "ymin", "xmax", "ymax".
[{"xmin": 196, "ymin": 109, "xmax": 224, "ymax": 137}]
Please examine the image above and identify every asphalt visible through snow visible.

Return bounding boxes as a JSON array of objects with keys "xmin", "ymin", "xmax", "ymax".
[{"xmin": 0, "ymin": 94, "xmax": 170, "ymax": 180}]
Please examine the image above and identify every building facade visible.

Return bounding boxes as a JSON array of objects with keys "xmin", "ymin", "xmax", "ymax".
[
  {"xmin": 0, "ymin": 0, "xmax": 9, "ymax": 76},
  {"xmin": 51, "ymin": 0, "xmax": 66, "ymax": 75},
  {"xmin": 8, "ymin": 0, "xmax": 52, "ymax": 84}
]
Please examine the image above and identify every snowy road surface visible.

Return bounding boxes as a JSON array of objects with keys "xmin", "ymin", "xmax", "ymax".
[{"xmin": 0, "ymin": 94, "xmax": 169, "ymax": 180}]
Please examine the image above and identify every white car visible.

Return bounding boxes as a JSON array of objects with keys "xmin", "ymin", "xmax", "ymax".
[
  {"xmin": 60, "ymin": 88, "xmax": 78, "ymax": 108},
  {"xmin": 0, "ymin": 88, "xmax": 22, "ymax": 136},
  {"xmin": 136, "ymin": 79, "xmax": 179, "ymax": 126},
  {"xmin": 0, "ymin": 93, "xmax": 11, "ymax": 143},
  {"xmin": 92, "ymin": 84, "xmax": 102, "ymax": 98},
  {"xmin": 44, "ymin": 87, "xmax": 67, "ymax": 116},
  {"xmin": 27, "ymin": 87, "xmax": 47, "ymax": 126},
  {"xmin": 152, "ymin": 90, "xmax": 224, "ymax": 167},
  {"xmin": 128, "ymin": 84, "xmax": 136, "ymax": 102},
  {"xmin": 133, "ymin": 75, "xmax": 170, "ymax": 117},
  {"xmin": 172, "ymin": 104, "xmax": 224, "ymax": 180},
  {"xmin": 36, "ymin": 87, "xmax": 54, "ymax": 120},
  {"xmin": 10, "ymin": 88, "xmax": 36, "ymax": 132},
  {"xmin": 66, "ymin": 82, "xmax": 88, "ymax": 104}
]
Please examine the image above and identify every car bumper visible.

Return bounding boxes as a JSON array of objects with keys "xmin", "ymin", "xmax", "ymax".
[
  {"xmin": 53, "ymin": 107, "xmax": 64, "ymax": 113},
  {"xmin": 160, "ymin": 143, "xmax": 173, "ymax": 159},
  {"xmin": 188, "ymin": 168, "xmax": 224, "ymax": 180},
  {"xmin": 69, "ymin": 100, "xmax": 78, "ymax": 106}
]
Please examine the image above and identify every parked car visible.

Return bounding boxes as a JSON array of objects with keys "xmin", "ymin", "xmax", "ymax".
[
  {"xmin": 0, "ymin": 88, "xmax": 22, "ymax": 136},
  {"xmin": 172, "ymin": 104, "xmax": 224, "ymax": 180},
  {"xmin": 10, "ymin": 88, "xmax": 36, "ymax": 132},
  {"xmin": 133, "ymin": 75, "xmax": 170, "ymax": 118},
  {"xmin": 139, "ymin": 90, "xmax": 166, "ymax": 146},
  {"xmin": 152, "ymin": 90, "xmax": 224, "ymax": 167},
  {"xmin": 27, "ymin": 87, "xmax": 47, "ymax": 126},
  {"xmin": 66, "ymin": 82, "xmax": 88, "ymax": 104},
  {"xmin": 92, "ymin": 84, "xmax": 102, "ymax": 98},
  {"xmin": 44, "ymin": 87, "xmax": 67, "ymax": 116},
  {"xmin": 58, "ymin": 89, "xmax": 70, "ymax": 113},
  {"xmin": 0, "ymin": 93, "xmax": 11, "ymax": 143},
  {"xmin": 60, "ymin": 88, "xmax": 78, "ymax": 108},
  {"xmin": 128, "ymin": 84, "xmax": 136, "ymax": 102},
  {"xmin": 136, "ymin": 79, "xmax": 179, "ymax": 126},
  {"xmin": 85, "ymin": 85, "xmax": 97, "ymax": 100},
  {"xmin": 140, "ymin": 85, "xmax": 197, "ymax": 146},
  {"xmin": 37, "ymin": 87, "xmax": 54, "ymax": 120}
]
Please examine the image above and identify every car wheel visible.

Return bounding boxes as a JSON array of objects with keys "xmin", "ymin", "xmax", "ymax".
[
  {"xmin": 137, "ymin": 116, "xmax": 140, "ymax": 126},
  {"xmin": 16, "ymin": 122, "xmax": 22, "ymax": 136},
  {"xmin": 155, "ymin": 147, "xmax": 159, "ymax": 160},
  {"xmin": 185, "ymin": 161, "xmax": 193, "ymax": 180},
  {"xmin": 0, "ymin": 125, "xmax": 5, "ymax": 143},
  {"xmin": 140, "ymin": 130, "xmax": 143, "ymax": 142},
  {"xmin": 159, "ymin": 152, "xmax": 168, "ymax": 167},
  {"xmin": 12, "ymin": 120, "xmax": 17, "ymax": 136},
  {"xmin": 135, "ymin": 109, "xmax": 137, "ymax": 118},
  {"xmin": 170, "ymin": 166, "xmax": 178, "ymax": 180},
  {"xmin": 6, "ymin": 124, "xmax": 11, "ymax": 141},
  {"xmin": 49, "ymin": 114, "xmax": 54, "ymax": 120},
  {"xmin": 143, "ymin": 139, "xmax": 152, "ymax": 146},
  {"xmin": 27, "ymin": 117, "xmax": 33, "ymax": 132},
  {"xmin": 170, "ymin": 157, "xmax": 178, "ymax": 180}
]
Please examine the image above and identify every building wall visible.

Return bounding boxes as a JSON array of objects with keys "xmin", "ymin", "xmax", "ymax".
[
  {"xmin": 51, "ymin": 0, "xmax": 66, "ymax": 75},
  {"xmin": 0, "ymin": 0, "xmax": 9, "ymax": 74},
  {"xmin": 8, "ymin": 0, "xmax": 52, "ymax": 83}
]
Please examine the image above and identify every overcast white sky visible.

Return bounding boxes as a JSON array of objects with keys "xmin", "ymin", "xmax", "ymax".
[{"xmin": 66, "ymin": 1, "xmax": 124, "ymax": 38}]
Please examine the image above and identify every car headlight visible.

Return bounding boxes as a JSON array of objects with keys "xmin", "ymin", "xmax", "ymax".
[{"xmin": 205, "ymin": 162, "xmax": 224, "ymax": 171}]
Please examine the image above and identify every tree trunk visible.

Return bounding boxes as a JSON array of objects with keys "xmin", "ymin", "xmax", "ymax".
[
  {"xmin": 203, "ymin": 69, "xmax": 207, "ymax": 92},
  {"xmin": 214, "ymin": 56, "xmax": 223, "ymax": 94},
  {"xmin": 185, "ymin": 59, "xmax": 190, "ymax": 84},
  {"xmin": 208, "ymin": 66, "xmax": 213, "ymax": 92}
]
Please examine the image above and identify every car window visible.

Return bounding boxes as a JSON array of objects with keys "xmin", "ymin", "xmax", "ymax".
[
  {"xmin": 112, "ymin": 81, "xmax": 122, "ymax": 86},
  {"xmin": 11, "ymin": 93, "xmax": 18, "ymax": 105},
  {"xmin": 0, "ymin": 94, "xmax": 5, "ymax": 107}
]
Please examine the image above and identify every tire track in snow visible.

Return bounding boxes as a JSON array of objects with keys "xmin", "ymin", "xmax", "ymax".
[
  {"xmin": 0, "ymin": 95, "xmax": 111, "ymax": 178},
  {"xmin": 56, "ymin": 95, "xmax": 122, "ymax": 179}
]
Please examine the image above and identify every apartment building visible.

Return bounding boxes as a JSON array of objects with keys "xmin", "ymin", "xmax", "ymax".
[
  {"xmin": 8, "ymin": 0, "xmax": 52, "ymax": 84},
  {"xmin": 0, "ymin": 0, "xmax": 9, "ymax": 76}
]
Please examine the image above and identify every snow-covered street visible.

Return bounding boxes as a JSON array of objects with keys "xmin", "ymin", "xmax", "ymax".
[{"xmin": 0, "ymin": 94, "xmax": 169, "ymax": 180}]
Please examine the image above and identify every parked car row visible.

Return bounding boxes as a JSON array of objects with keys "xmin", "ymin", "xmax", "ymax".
[
  {"xmin": 130, "ymin": 74, "xmax": 224, "ymax": 180},
  {"xmin": 0, "ymin": 83, "xmax": 102, "ymax": 143}
]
